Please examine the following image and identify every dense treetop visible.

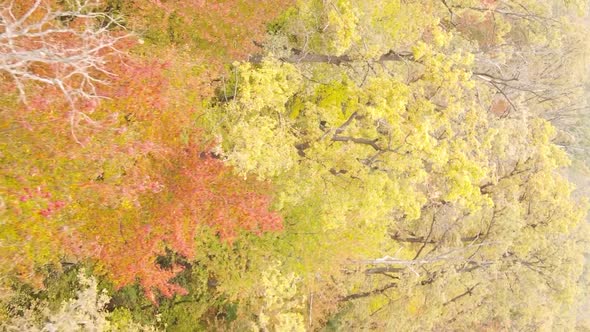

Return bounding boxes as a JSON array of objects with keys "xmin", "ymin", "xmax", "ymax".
[{"xmin": 1, "ymin": 0, "xmax": 589, "ymax": 330}]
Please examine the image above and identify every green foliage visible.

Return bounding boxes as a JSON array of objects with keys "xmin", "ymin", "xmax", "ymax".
[
  {"xmin": 206, "ymin": 60, "xmax": 302, "ymax": 179},
  {"xmin": 2, "ymin": 0, "xmax": 589, "ymax": 330},
  {"xmin": 203, "ymin": 0, "xmax": 590, "ymax": 329},
  {"xmin": 1, "ymin": 270, "xmax": 156, "ymax": 331}
]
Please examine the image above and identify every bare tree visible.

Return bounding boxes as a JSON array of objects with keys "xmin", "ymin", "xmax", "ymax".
[{"xmin": 0, "ymin": 0, "xmax": 128, "ymax": 143}]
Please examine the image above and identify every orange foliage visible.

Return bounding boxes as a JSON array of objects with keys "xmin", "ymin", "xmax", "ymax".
[
  {"xmin": 490, "ymin": 95, "xmax": 511, "ymax": 117},
  {"xmin": 481, "ymin": 0, "xmax": 498, "ymax": 8},
  {"xmin": 61, "ymin": 142, "xmax": 283, "ymax": 302},
  {"xmin": 122, "ymin": 0, "xmax": 294, "ymax": 98},
  {"xmin": 455, "ymin": 11, "xmax": 499, "ymax": 50},
  {"xmin": 1, "ymin": 0, "xmax": 288, "ymax": 304}
]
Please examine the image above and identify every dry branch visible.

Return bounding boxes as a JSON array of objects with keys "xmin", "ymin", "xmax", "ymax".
[{"xmin": 0, "ymin": 0, "xmax": 128, "ymax": 143}]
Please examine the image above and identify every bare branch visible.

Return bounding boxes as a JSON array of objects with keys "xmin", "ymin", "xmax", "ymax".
[
  {"xmin": 340, "ymin": 282, "xmax": 397, "ymax": 302},
  {"xmin": 251, "ymin": 49, "xmax": 414, "ymax": 65},
  {"xmin": 356, "ymin": 243, "xmax": 495, "ymax": 266},
  {"xmin": 0, "ymin": 0, "xmax": 129, "ymax": 143},
  {"xmin": 331, "ymin": 135, "xmax": 381, "ymax": 150},
  {"xmin": 443, "ymin": 283, "xmax": 481, "ymax": 306}
]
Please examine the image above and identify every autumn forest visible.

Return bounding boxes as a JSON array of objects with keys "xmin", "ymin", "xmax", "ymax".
[{"xmin": 1, "ymin": 0, "xmax": 590, "ymax": 330}]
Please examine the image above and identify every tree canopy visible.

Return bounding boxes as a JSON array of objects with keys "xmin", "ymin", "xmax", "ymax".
[{"xmin": 1, "ymin": 0, "xmax": 589, "ymax": 330}]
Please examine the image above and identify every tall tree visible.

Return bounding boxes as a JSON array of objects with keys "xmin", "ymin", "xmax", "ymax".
[{"xmin": 204, "ymin": 0, "xmax": 589, "ymax": 328}]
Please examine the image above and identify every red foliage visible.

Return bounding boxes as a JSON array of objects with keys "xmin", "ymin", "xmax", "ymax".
[
  {"xmin": 62, "ymin": 142, "xmax": 283, "ymax": 302},
  {"xmin": 101, "ymin": 59, "xmax": 170, "ymax": 120},
  {"xmin": 17, "ymin": 186, "xmax": 67, "ymax": 218},
  {"xmin": 163, "ymin": 144, "xmax": 283, "ymax": 247},
  {"xmin": 2, "ymin": 0, "xmax": 286, "ymax": 304}
]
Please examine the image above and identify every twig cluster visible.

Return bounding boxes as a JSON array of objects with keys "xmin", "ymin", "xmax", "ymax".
[{"xmin": 0, "ymin": 0, "xmax": 128, "ymax": 143}]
